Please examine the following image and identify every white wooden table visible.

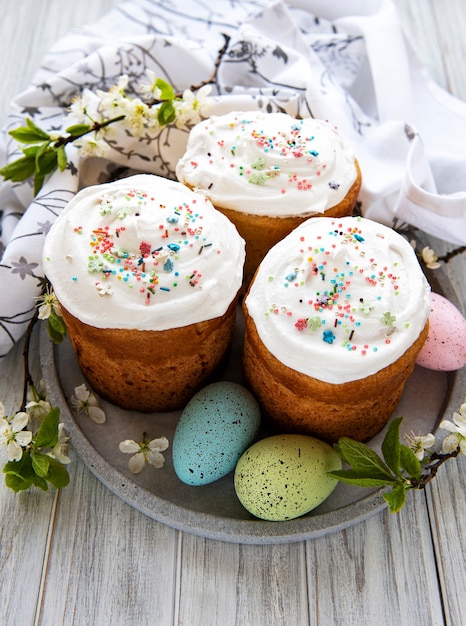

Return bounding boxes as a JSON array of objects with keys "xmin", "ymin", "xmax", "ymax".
[{"xmin": 1, "ymin": 1, "xmax": 465, "ymax": 624}]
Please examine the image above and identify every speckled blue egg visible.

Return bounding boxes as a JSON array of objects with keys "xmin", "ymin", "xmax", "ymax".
[{"xmin": 172, "ymin": 381, "xmax": 261, "ymax": 485}]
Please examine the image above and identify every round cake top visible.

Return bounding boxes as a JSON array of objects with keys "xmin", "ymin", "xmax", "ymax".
[
  {"xmin": 244, "ymin": 216, "xmax": 431, "ymax": 384},
  {"xmin": 43, "ymin": 174, "xmax": 245, "ymax": 331},
  {"xmin": 175, "ymin": 110, "xmax": 358, "ymax": 217}
]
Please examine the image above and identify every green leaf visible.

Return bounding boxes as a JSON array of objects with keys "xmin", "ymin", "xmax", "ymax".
[
  {"xmin": 157, "ymin": 101, "xmax": 176, "ymax": 126},
  {"xmin": 48, "ymin": 310, "xmax": 67, "ymax": 334},
  {"xmin": 3, "ymin": 453, "xmax": 35, "ymax": 492},
  {"xmin": 4, "ymin": 471, "xmax": 33, "ymax": 492},
  {"xmin": 334, "ymin": 438, "xmax": 394, "ymax": 479},
  {"xmin": 65, "ymin": 123, "xmax": 92, "ymax": 136},
  {"xmin": 399, "ymin": 444, "xmax": 422, "ymax": 478},
  {"xmin": 327, "ymin": 469, "xmax": 398, "ymax": 487},
  {"xmin": 155, "ymin": 77, "xmax": 175, "ymax": 101},
  {"xmin": 46, "ymin": 457, "xmax": 70, "ymax": 489},
  {"xmin": 381, "ymin": 416, "xmax": 403, "ymax": 475},
  {"xmin": 34, "ymin": 139, "xmax": 52, "ymax": 162},
  {"xmin": 3, "ymin": 452, "xmax": 51, "ymax": 492},
  {"xmin": 35, "ymin": 407, "xmax": 60, "ymax": 449},
  {"xmin": 31, "ymin": 450, "xmax": 51, "ymax": 478},
  {"xmin": 9, "ymin": 126, "xmax": 50, "ymax": 144},
  {"xmin": 22, "ymin": 144, "xmax": 46, "ymax": 156},
  {"xmin": 36, "ymin": 148, "xmax": 58, "ymax": 176},
  {"xmin": 34, "ymin": 173, "xmax": 45, "ymax": 196},
  {"xmin": 47, "ymin": 312, "xmax": 67, "ymax": 343},
  {"xmin": 25, "ymin": 117, "xmax": 51, "ymax": 139},
  {"xmin": 0, "ymin": 153, "xmax": 37, "ymax": 182},
  {"xmin": 30, "ymin": 474, "xmax": 49, "ymax": 491},
  {"xmin": 56, "ymin": 145, "xmax": 67, "ymax": 171},
  {"xmin": 383, "ymin": 484, "xmax": 407, "ymax": 513},
  {"xmin": 46, "ymin": 319, "xmax": 65, "ymax": 344},
  {"xmin": 8, "ymin": 118, "xmax": 50, "ymax": 144},
  {"xmin": 31, "ymin": 148, "xmax": 59, "ymax": 195}
]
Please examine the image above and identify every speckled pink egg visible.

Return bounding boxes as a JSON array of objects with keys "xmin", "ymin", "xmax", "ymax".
[{"xmin": 416, "ymin": 292, "xmax": 466, "ymax": 371}]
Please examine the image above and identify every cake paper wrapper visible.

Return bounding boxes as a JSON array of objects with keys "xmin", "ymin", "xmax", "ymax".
[{"xmin": 0, "ymin": 0, "xmax": 465, "ymax": 356}]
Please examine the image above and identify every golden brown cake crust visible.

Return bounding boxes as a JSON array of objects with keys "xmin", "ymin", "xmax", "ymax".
[
  {"xmin": 61, "ymin": 300, "xmax": 238, "ymax": 413},
  {"xmin": 215, "ymin": 159, "xmax": 362, "ymax": 290},
  {"xmin": 242, "ymin": 300, "xmax": 429, "ymax": 443}
]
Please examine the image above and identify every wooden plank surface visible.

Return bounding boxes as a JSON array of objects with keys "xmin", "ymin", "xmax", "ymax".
[{"xmin": 0, "ymin": 1, "xmax": 465, "ymax": 625}]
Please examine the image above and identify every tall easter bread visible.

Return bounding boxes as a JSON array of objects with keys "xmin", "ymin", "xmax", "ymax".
[
  {"xmin": 176, "ymin": 111, "xmax": 361, "ymax": 289},
  {"xmin": 242, "ymin": 216, "xmax": 430, "ymax": 442},
  {"xmin": 43, "ymin": 174, "xmax": 245, "ymax": 412}
]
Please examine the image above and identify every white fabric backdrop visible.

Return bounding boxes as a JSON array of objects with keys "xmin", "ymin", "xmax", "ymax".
[{"xmin": 0, "ymin": 0, "xmax": 465, "ymax": 356}]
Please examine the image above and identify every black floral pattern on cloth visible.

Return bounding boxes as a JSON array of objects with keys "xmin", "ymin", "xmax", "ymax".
[{"xmin": 0, "ymin": 0, "xmax": 465, "ymax": 356}]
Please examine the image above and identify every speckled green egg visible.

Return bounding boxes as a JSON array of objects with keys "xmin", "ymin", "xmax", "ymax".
[
  {"xmin": 173, "ymin": 381, "xmax": 261, "ymax": 486},
  {"xmin": 234, "ymin": 434, "xmax": 342, "ymax": 521}
]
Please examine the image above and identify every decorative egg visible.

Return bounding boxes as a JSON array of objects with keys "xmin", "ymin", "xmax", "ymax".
[
  {"xmin": 172, "ymin": 381, "xmax": 261, "ymax": 486},
  {"xmin": 416, "ymin": 292, "xmax": 466, "ymax": 371},
  {"xmin": 234, "ymin": 434, "xmax": 342, "ymax": 521}
]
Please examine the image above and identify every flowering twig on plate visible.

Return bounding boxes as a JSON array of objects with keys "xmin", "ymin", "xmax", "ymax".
[
  {"xmin": 328, "ymin": 402, "xmax": 466, "ymax": 513},
  {"xmin": 0, "ymin": 284, "xmax": 71, "ymax": 492},
  {"xmin": 0, "ymin": 35, "xmax": 230, "ymax": 194},
  {"xmin": 0, "ymin": 398, "xmax": 71, "ymax": 492}
]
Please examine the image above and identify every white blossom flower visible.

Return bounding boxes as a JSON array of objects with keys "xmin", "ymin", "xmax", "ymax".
[
  {"xmin": 47, "ymin": 423, "xmax": 71, "ymax": 465},
  {"xmin": 25, "ymin": 398, "xmax": 52, "ymax": 420},
  {"xmin": 404, "ymin": 431, "xmax": 436, "ymax": 461},
  {"xmin": 71, "ymin": 384, "xmax": 106, "ymax": 424},
  {"xmin": 439, "ymin": 403, "xmax": 466, "ymax": 454},
  {"xmin": 183, "ymin": 84, "xmax": 213, "ymax": 114},
  {"xmin": 35, "ymin": 289, "xmax": 62, "ymax": 320},
  {"xmin": 119, "ymin": 435, "xmax": 169, "ymax": 474},
  {"xmin": 174, "ymin": 84, "xmax": 213, "ymax": 128},
  {"xmin": 96, "ymin": 75, "xmax": 128, "ymax": 101},
  {"xmin": 137, "ymin": 69, "xmax": 162, "ymax": 99},
  {"xmin": 144, "ymin": 106, "xmax": 162, "ymax": 133},
  {"xmin": 27, "ymin": 379, "xmax": 47, "ymax": 401},
  {"xmin": 96, "ymin": 75, "xmax": 129, "ymax": 114},
  {"xmin": 421, "ymin": 246, "xmax": 441, "ymax": 269},
  {"xmin": 120, "ymin": 97, "xmax": 149, "ymax": 137},
  {"xmin": 69, "ymin": 92, "xmax": 93, "ymax": 123},
  {"xmin": 0, "ymin": 411, "xmax": 33, "ymax": 462},
  {"xmin": 112, "ymin": 74, "xmax": 129, "ymax": 94},
  {"xmin": 73, "ymin": 136, "xmax": 109, "ymax": 159}
]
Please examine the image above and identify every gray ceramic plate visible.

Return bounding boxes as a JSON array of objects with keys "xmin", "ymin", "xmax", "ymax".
[{"xmin": 39, "ymin": 266, "xmax": 464, "ymax": 543}]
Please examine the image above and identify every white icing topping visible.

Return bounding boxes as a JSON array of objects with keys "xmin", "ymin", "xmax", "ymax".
[
  {"xmin": 43, "ymin": 174, "xmax": 245, "ymax": 331},
  {"xmin": 176, "ymin": 111, "xmax": 358, "ymax": 217},
  {"xmin": 244, "ymin": 216, "xmax": 431, "ymax": 383}
]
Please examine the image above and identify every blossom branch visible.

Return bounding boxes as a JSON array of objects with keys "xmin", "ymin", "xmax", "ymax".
[
  {"xmin": 52, "ymin": 114, "xmax": 126, "ymax": 149},
  {"xmin": 0, "ymin": 35, "xmax": 230, "ymax": 194},
  {"xmin": 409, "ymin": 448, "xmax": 461, "ymax": 489},
  {"xmin": 329, "ymin": 410, "xmax": 466, "ymax": 513}
]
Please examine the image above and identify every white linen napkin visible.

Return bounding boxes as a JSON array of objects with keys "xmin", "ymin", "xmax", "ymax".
[{"xmin": 0, "ymin": 0, "xmax": 465, "ymax": 357}]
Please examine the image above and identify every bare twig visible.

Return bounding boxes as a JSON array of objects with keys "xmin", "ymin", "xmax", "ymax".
[{"xmin": 410, "ymin": 448, "xmax": 461, "ymax": 489}]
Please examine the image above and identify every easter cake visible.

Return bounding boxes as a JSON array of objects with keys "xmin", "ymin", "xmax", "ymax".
[
  {"xmin": 43, "ymin": 174, "xmax": 245, "ymax": 412},
  {"xmin": 242, "ymin": 216, "xmax": 431, "ymax": 443},
  {"xmin": 176, "ymin": 110, "xmax": 361, "ymax": 288}
]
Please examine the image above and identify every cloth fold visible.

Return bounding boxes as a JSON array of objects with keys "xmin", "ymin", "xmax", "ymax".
[{"xmin": 0, "ymin": 0, "xmax": 465, "ymax": 356}]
